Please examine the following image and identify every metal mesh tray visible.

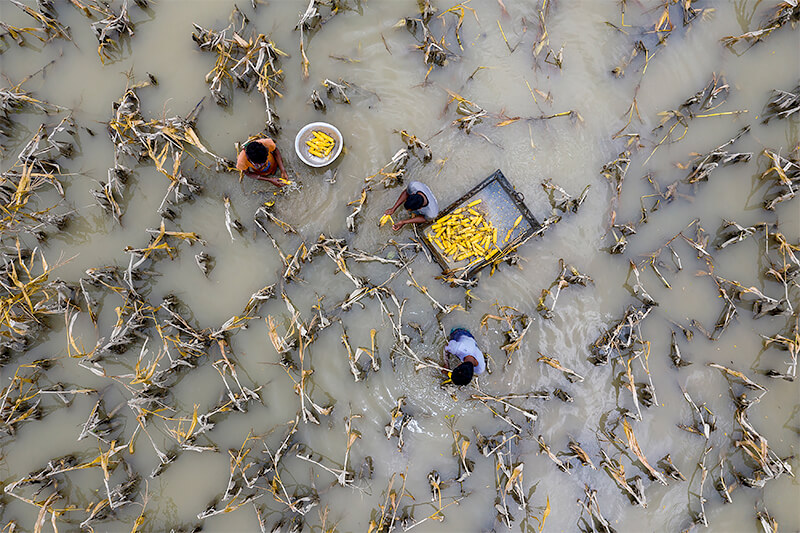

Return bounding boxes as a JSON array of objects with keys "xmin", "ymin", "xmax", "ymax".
[{"xmin": 421, "ymin": 170, "xmax": 540, "ymax": 280}]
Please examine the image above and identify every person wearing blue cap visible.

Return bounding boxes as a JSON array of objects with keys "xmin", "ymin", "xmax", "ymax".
[{"xmin": 442, "ymin": 328, "xmax": 486, "ymax": 386}]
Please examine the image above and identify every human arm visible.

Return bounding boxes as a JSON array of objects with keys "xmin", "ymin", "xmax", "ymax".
[
  {"xmin": 441, "ymin": 345, "xmax": 453, "ymax": 373},
  {"xmin": 443, "ymin": 342, "xmax": 453, "ymax": 358},
  {"xmin": 392, "ymin": 214, "xmax": 426, "ymax": 231},
  {"xmin": 385, "ymin": 189, "xmax": 409, "ymax": 216},
  {"xmin": 243, "ymin": 168, "xmax": 284, "ymax": 187},
  {"xmin": 272, "ymin": 145, "xmax": 288, "ymax": 180},
  {"xmin": 252, "ymin": 175, "xmax": 286, "ymax": 187}
]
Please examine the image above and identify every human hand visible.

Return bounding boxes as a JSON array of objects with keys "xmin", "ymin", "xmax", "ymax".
[
  {"xmin": 392, "ymin": 221, "xmax": 404, "ymax": 231},
  {"xmin": 281, "ymin": 171, "xmax": 288, "ymax": 180},
  {"xmin": 384, "ymin": 208, "xmax": 395, "ymax": 216}
]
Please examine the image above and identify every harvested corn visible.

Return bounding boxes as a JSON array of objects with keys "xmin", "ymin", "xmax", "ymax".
[
  {"xmin": 427, "ymin": 207, "xmax": 501, "ymax": 263},
  {"xmin": 306, "ymin": 130, "xmax": 336, "ymax": 158},
  {"xmin": 504, "ymin": 215, "xmax": 524, "ymax": 243},
  {"xmin": 379, "ymin": 214, "xmax": 393, "ymax": 227}
]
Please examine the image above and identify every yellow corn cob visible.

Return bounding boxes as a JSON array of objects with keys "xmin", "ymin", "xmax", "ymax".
[
  {"xmin": 379, "ymin": 214, "xmax": 393, "ymax": 227},
  {"xmin": 313, "ymin": 130, "xmax": 335, "ymax": 143},
  {"xmin": 308, "ymin": 136, "xmax": 329, "ymax": 147},
  {"xmin": 431, "ymin": 206, "xmax": 506, "ymax": 263},
  {"xmin": 307, "ymin": 134, "xmax": 335, "ymax": 157}
]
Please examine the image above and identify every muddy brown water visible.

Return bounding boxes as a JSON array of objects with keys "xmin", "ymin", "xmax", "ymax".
[{"xmin": 0, "ymin": 1, "xmax": 798, "ymax": 532}]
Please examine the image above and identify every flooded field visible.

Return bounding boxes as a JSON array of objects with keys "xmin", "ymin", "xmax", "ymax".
[{"xmin": 0, "ymin": 0, "xmax": 798, "ymax": 531}]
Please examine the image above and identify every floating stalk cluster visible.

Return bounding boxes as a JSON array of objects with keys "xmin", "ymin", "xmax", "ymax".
[
  {"xmin": 193, "ymin": 6, "xmax": 287, "ymax": 133},
  {"xmin": 721, "ymin": 2, "xmax": 800, "ymax": 50}
]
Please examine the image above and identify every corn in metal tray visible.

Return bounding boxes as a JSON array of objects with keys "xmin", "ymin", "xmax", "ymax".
[{"xmin": 422, "ymin": 170, "xmax": 541, "ymax": 282}]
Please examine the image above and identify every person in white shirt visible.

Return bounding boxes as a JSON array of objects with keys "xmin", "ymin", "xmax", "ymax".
[
  {"xmin": 384, "ymin": 181, "xmax": 439, "ymax": 231},
  {"xmin": 442, "ymin": 328, "xmax": 486, "ymax": 386}
]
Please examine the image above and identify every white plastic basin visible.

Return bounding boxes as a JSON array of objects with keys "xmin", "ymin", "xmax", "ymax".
[{"xmin": 294, "ymin": 122, "xmax": 343, "ymax": 167}]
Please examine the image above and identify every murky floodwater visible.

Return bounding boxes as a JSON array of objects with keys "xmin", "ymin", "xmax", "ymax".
[{"xmin": 1, "ymin": 0, "xmax": 798, "ymax": 531}]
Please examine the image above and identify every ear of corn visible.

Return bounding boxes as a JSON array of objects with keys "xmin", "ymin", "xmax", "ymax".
[
  {"xmin": 379, "ymin": 214, "xmax": 393, "ymax": 227},
  {"xmin": 306, "ymin": 130, "xmax": 337, "ymax": 158},
  {"xmin": 427, "ymin": 205, "xmax": 510, "ymax": 264},
  {"xmin": 503, "ymin": 215, "xmax": 524, "ymax": 243}
]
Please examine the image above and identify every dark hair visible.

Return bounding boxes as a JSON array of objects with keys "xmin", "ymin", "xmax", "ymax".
[
  {"xmin": 404, "ymin": 192, "xmax": 425, "ymax": 211},
  {"xmin": 245, "ymin": 142, "xmax": 269, "ymax": 164},
  {"xmin": 450, "ymin": 361, "xmax": 474, "ymax": 386},
  {"xmin": 449, "ymin": 327, "xmax": 472, "ymax": 341}
]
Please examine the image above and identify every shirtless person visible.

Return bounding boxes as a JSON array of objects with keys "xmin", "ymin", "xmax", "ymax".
[{"xmin": 236, "ymin": 138, "xmax": 288, "ymax": 187}]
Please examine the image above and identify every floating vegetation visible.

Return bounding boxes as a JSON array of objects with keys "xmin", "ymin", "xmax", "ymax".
[
  {"xmin": 3, "ymin": 0, "xmax": 71, "ymax": 45},
  {"xmin": 0, "ymin": 81, "xmax": 64, "ymax": 153},
  {"xmin": 0, "ymin": 249, "xmax": 72, "ymax": 354},
  {"xmin": 761, "ymin": 82, "xmax": 800, "ymax": 123},
  {"xmin": 397, "ymin": 0, "xmax": 450, "ymax": 79},
  {"xmin": 89, "ymin": 0, "xmax": 136, "ymax": 63},
  {"xmin": 536, "ymin": 259, "xmax": 593, "ymax": 319},
  {"xmin": 759, "ymin": 147, "xmax": 799, "ymax": 210},
  {"xmin": 295, "ymin": 0, "xmax": 358, "ymax": 80},
  {"xmin": 721, "ymin": 2, "xmax": 800, "ymax": 50},
  {"xmin": 684, "ymin": 126, "xmax": 752, "ymax": 184},
  {"xmin": 193, "ymin": 7, "xmax": 286, "ymax": 133},
  {"xmin": 537, "ymin": 352, "xmax": 584, "ymax": 383},
  {"xmin": 105, "ymin": 81, "xmax": 231, "ymax": 223},
  {"xmin": 322, "ymin": 78, "xmax": 352, "ymax": 104},
  {"xmin": 542, "ymin": 178, "xmax": 590, "ymax": 213}
]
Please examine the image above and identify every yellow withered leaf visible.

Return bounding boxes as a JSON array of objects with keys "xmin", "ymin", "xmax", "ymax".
[
  {"xmin": 496, "ymin": 116, "xmax": 521, "ymax": 127},
  {"xmin": 504, "ymin": 463, "xmax": 523, "ymax": 492},
  {"xmin": 232, "ymin": 32, "xmax": 250, "ymax": 48},
  {"xmin": 539, "ymin": 495, "xmax": 550, "ymax": 532}
]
